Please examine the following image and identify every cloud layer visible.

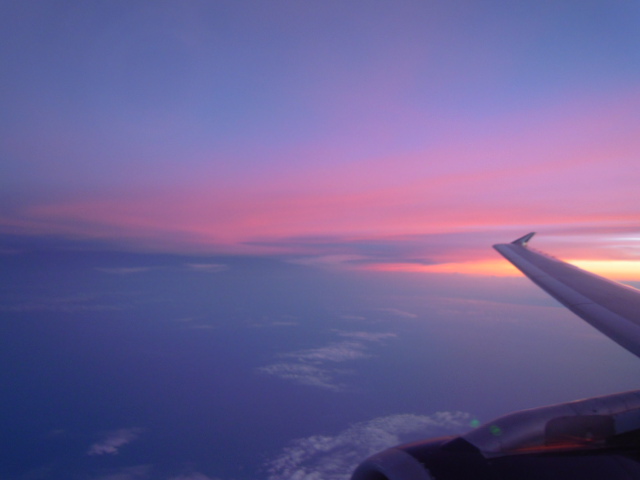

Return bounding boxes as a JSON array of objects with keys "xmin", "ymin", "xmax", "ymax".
[
  {"xmin": 2, "ymin": 3, "xmax": 640, "ymax": 260},
  {"xmin": 265, "ymin": 411, "xmax": 472, "ymax": 480},
  {"xmin": 87, "ymin": 428, "xmax": 143, "ymax": 456},
  {"xmin": 258, "ymin": 331, "xmax": 397, "ymax": 391}
]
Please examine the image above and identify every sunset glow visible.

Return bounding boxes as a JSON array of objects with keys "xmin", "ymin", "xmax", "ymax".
[
  {"xmin": 367, "ymin": 259, "xmax": 640, "ymax": 282},
  {"xmin": 1, "ymin": 1, "xmax": 638, "ymax": 270},
  {"xmin": 2, "ymin": 4, "xmax": 640, "ymax": 479}
]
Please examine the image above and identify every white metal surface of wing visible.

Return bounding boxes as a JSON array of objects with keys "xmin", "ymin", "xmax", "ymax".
[
  {"xmin": 351, "ymin": 234, "xmax": 640, "ymax": 480},
  {"xmin": 494, "ymin": 233, "xmax": 640, "ymax": 359}
]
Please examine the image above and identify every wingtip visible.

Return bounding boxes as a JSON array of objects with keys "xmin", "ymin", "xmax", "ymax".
[{"xmin": 511, "ymin": 232, "xmax": 536, "ymax": 246}]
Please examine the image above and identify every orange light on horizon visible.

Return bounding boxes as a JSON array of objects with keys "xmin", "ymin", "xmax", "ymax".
[
  {"xmin": 365, "ymin": 258, "xmax": 640, "ymax": 282},
  {"xmin": 571, "ymin": 260, "xmax": 640, "ymax": 282},
  {"xmin": 365, "ymin": 260, "xmax": 521, "ymax": 276}
]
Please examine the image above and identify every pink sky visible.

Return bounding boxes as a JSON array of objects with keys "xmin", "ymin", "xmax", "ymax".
[{"xmin": 1, "ymin": 2, "xmax": 639, "ymax": 277}]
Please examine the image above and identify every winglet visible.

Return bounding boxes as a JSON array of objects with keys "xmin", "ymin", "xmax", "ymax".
[{"xmin": 511, "ymin": 232, "xmax": 535, "ymax": 247}]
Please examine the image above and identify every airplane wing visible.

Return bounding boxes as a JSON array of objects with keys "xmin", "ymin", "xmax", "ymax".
[
  {"xmin": 352, "ymin": 233, "xmax": 640, "ymax": 480},
  {"xmin": 493, "ymin": 232, "xmax": 640, "ymax": 359}
]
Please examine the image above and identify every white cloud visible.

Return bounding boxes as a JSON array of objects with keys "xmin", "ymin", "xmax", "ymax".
[
  {"xmin": 259, "ymin": 331, "xmax": 397, "ymax": 390},
  {"xmin": 185, "ymin": 263, "xmax": 228, "ymax": 273},
  {"xmin": 169, "ymin": 473, "xmax": 221, "ymax": 480},
  {"xmin": 91, "ymin": 465, "xmax": 151, "ymax": 480},
  {"xmin": 0, "ymin": 295, "xmax": 122, "ymax": 313},
  {"xmin": 336, "ymin": 331, "xmax": 397, "ymax": 342},
  {"xmin": 257, "ymin": 363, "xmax": 343, "ymax": 391},
  {"xmin": 188, "ymin": 324, "xmax": 217, "ymax": 330},
  {"xmin": 377, "ymin": 308, "xmax": 418, "ymax": 319},
  {"xmin": 265, "ymin": 412, "xmax": 472, "ymax": 480},
  {"xmin": 284, "ymin": 341, "xmax": 370, "ymax": 363},
  {"xmin": 87, "ymin": 428, "xmax": 143, "ymax": 456},
  {"xmin": 287, "ymin": 255, "xmax": 362, "ymax": 267},
  {"xmin": 97, "ymin": 267, "xmax": 151, "ymax": 275}
]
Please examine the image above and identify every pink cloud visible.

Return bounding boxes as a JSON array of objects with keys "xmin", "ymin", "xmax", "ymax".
[{"xmin": 3, "ymin": 89, "xmax": 639, "ymax": 264}]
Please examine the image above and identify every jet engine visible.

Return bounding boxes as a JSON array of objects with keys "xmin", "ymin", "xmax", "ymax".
[{"xmin": 352, "ymin": 390, "xmax": 640, "ymax": 480}]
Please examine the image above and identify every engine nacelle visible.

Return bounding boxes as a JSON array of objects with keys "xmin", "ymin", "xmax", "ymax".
[{"xmin": 352, "ymin": 390, "xmax": 640, "ymax": 480}]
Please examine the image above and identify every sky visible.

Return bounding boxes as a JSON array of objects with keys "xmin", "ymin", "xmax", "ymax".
[
  {"xmin": 1, "ymin": 1, "xmax": 640, "ymax": 480},
  {"xmin": 1, "ymin": 0, "xmax": 639, "ymax": 273}
]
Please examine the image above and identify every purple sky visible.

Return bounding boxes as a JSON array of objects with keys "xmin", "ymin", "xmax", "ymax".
[
  {"xmin": 2, "ymin": 5, "xmax": 640, "ymax": 479},
  {"xmin": 2, "ymin": 1, "xmax": 639, "ymax": 273}
]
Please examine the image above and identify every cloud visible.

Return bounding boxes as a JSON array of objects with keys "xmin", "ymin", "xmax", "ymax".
[
  {"xmin": 247, "ymin": 235, "xmax": 440, "ymax": 267},
  {"xmin": 87, "ymin": 428, "xmax": 143, "ymax": 456},
  {"xmin": 336, "ymin": 331, "xmax": 397, "ymax": 342},
  {"xmin": 90, "ymin": 466, "xmax": 220, "ymax": 480},
  {"xmin": 258, "ymin": 331, "xmax": 397, "ymax": 390},
  {"xmin": 169, "ymin": 474, "xmax": 221, "ymax": 480},
  {"xmin": 0, "ymin": 295, "xmax": 122, "ymax": 313},
  {"xmin": 377, "ymin": 308, "xmax": 418, "ymax": 319},
  {"xmin": 271, "ymin": 321, "xmax": 299, "ymax": 327},
  {"xmin": 284, "ymin": 341, "xmax": 370, "ymax": 363},
  {"xmin": 185, "ymin": 263, "xmax": 228, "ymax": 273},
  {"xmin": 91, "ymin": 465, "xmax": 151, "ymax": 480},
  {"xmin": 265, "ymin": 411, "xmax": 472, "ymax": 480},
  {"xmin": 257, "ymin": 363, "xmax": 342, "ymax": 391},
  {"xmin": 97, "ymin": 267, "xmax": 151, "ymax": 275}
]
